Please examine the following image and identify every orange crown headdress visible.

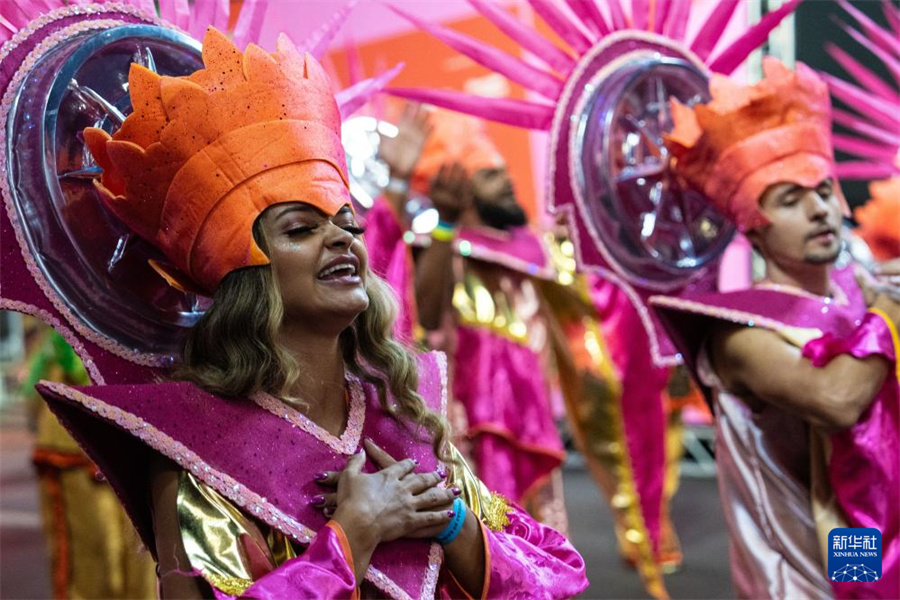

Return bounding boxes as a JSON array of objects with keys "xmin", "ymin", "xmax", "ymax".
[
  {"xmin": 411, "ymin": 108, "xmax": 504, "ymax": 194},
  {"xmin": 665, "ymin": 57, "xmax": 846, "ymax": 232},
  {"xmin": 854, "ymin": 177, "xmax": 900, "ymax": 262},
  {"xmin": 84, "ymin": 28, "xmax": 350, "ymax": 296}
]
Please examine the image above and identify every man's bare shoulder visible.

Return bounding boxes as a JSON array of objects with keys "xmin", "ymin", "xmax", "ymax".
[{"xmin": 708, "ymin": 322, "xmax": 793, "ymax": 391}]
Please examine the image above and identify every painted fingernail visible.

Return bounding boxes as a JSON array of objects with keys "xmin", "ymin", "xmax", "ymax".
[
  {"xmin": 324, "ymin": 508, "xmax": 334, "ymax": 517},
  {"xmin": 451, "ymin": 487, "xmax": 461, "ymax": 496},
  {"xmin": 412, "ymin": 458, "xmax": 419, "ymax": 465},
  {"xmin": 314, "ymin": 472, "xmax": 328, "ymax": 481},
  {"xmin": 309, "ymin": 495, "xmax": 325, "ymax": 506},
  {"xmin": 447, "ymin": 510, "xmax": 456, "ymax": 518},
  {"xmin": 437, "ymin": 468, "xmax": 447, "ymax": 479}
]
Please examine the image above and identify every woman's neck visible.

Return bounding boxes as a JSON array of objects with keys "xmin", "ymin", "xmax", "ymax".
[{"xmin": 276, "ymin": 323, "xmax": 347, "ymax": 435}]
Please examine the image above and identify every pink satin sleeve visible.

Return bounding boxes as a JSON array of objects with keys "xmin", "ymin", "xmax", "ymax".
[
  {"xmin": 480, "ymin": 503, "xmax": 588, "ymax": 600},
  {"xmin": 802, "ymin": 309, "xmax": 897, "ymax": 366},
  {"xmin": 362, "ymin": 197, "xmax": 416, "ymax": 341},
  {"xmin": 214, "ymin": 523, "xmax": 358, "ymax": 600},
  {"xmin": 803, "ymin": 309, "xmax": 900, "ymax": 599}
]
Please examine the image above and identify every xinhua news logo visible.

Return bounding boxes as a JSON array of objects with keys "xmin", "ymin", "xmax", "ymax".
[{"xmin": 828, "ymin": 528, "xmax": 882, "ymax": 583}]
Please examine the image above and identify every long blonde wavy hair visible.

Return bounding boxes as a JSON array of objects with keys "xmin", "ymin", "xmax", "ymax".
[{"xmin": 174, "ymin": 221, "xmax": 452, "ymax": 464}]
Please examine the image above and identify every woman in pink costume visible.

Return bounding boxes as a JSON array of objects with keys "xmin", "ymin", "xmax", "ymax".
[{"xmin": 15, "ymin": 24, "xmax": 586, "ymax": 600}]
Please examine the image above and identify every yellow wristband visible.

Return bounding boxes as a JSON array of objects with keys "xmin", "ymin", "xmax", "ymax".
[{"xmin": 431, "ymin": 223, "xmax": 457, "ymax": 242}]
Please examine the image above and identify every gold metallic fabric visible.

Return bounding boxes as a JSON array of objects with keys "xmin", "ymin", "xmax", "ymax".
[
  {"xmin": 451, "ymin": 261, "xmax": 544, "ymax": 349},
  {"xmin": 538, "ymin": 270, "xmax": 667, "ymax": 599},
  {"xmin": 177, "ymin": 471, "xmax": 297, "ymax": 596},
  {"xmin": 446, "ymin": 444, "xmax": 511, "ymax": 532}
]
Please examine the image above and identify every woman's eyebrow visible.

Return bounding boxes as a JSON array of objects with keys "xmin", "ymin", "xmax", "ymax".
[{"xmin": 274, "ymin": 205, "xmax": 316, "ymax": 220}]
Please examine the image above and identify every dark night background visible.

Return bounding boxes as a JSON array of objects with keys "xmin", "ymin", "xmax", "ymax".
[{"xmin": 792, "ymin": 0, "xmax": 899, "ymax": 210}]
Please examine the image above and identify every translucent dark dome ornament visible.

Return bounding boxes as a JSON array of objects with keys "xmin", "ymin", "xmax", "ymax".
[
  {"xmin": 389, "ymin": 0, "xmax": 801, "ymax": 365},
  {"xmin": 1, "ymin": 1, "xmax": 397, "ymax": 381}
]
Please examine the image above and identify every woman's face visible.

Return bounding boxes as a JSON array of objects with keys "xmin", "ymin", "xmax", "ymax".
[{"xmin": 258, "ymin": 203, "xmax": 369, "ymax": 330}]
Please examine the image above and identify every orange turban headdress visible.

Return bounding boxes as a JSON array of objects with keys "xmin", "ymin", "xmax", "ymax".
[
  {"xmin": 410, "ymin": 108, "xmax": 504, "ymax": 194},
  {"xmin": 854, "ymin": 177, "xmax": 900, "ymax": 262},
  {"xmin": 665, "ymin": 57, "xmax": 846, "ymax": 232},
  {"xmin": 84, "ymin": 28, "xmax": 350, "ymax": 296}
]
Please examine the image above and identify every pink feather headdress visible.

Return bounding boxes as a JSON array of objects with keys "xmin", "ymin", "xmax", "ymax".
[
  {"xmin": 0, "ymin": 0, "xmax": 398, "ymax": 120},
  {"xmin": 0, "ymin": 1, "xmax": 400, "ymax": 376},
  {"xmin": 823, "ymin": 0, "xmax": 900, "ymax": 182},
  {"xmin": 388, "ymin": 0, "xmax": 802, "ymax": 130},
  {"xmin": 387, "ymin": 0, "xmax": 802, "ymax": 367}
]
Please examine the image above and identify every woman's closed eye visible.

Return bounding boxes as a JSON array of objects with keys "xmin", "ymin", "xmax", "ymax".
[
  {"xmin": 285, "ymin": 223, "xmax": 366, "ymax": 237},
  {"xmin": 286, "ymin": 225, "xmax": 317, "ymax": 237},
  {"xmin": 342, "ymin": 224, "xmax": 366, "ymax": 236}
]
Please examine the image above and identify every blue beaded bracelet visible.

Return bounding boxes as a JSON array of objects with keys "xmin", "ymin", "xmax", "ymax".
[{"xmin": 436, "ymin": 497, "xmax": 466, "ymax": 545}]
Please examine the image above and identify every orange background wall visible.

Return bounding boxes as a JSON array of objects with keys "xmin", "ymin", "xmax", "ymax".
[{"xmin": 324, "ymin": 10, "xmax": 541, "ymax": 219}]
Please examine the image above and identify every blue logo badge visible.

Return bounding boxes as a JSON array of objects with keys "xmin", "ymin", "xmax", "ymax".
[{"xmin": 828, "ymin": 528, "xmax": 882, "ymax": 583}]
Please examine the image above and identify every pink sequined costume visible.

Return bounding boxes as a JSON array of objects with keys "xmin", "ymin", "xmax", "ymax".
[
  {"xmin": 1, "ymin": 5, "xmax": 587, "ymax": 600},
  {"xmin": 365, "ymin": 195, "xmax": 568, "ymax": 517},
  {"xmin": 38, "ymin": 352, "xmax": 588, "ymax": 600},
  {"xmin": 385, "ymin": 3, "xmax": 804, "ymax": 596}
]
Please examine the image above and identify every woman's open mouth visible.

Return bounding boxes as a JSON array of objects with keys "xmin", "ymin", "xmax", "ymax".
[{"xmin": 317, "ymin": 257, "xmax": 361, "ymax": 284}]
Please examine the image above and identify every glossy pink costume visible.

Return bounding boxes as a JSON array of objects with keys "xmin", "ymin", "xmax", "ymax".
[
  {"xmin": 653, "ymin": 267, "xmax": 899, "ymax": 598},
  {"xmin": 0, "ymin": 4, "xmax": 586, "ymax": 597},
  {"xmin": 590, "ymin": 277, "xmax": 670, "ymax": 555},
  {"xmin": 38, "ymin": 353, "xmax": 587, "ymax": 600},
  {"xmin": 448, "ymin": 225, "xmax": 566, "ymax": 504},
  {"xmin": 364, "ymin": 199, "xmax": 565, "ymax": 504},
  {"xmin": 384, "ymin": 9, "xmax": 806, "ymax": 594},
  {"xmin": 805, "ymin": 314, "xmax": 899, "ymax": 599}
]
